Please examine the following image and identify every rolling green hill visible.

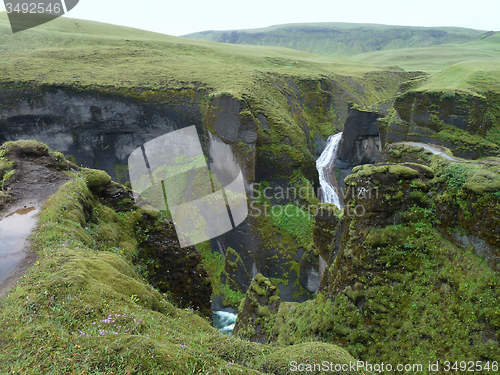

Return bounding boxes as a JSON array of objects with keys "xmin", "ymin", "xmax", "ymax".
[
  {"xmin": 351, "ymin": 31, "xmax": 500, "ymax": 72},
  {"xmin": 183, "ymin": 22, "xmax": 500, "ymax": 73},
  {"xmin": 183, "ymin": 22, "xmax": 485, "ymax": 58},
  {"xmin": 0, "ymin": 13, "xmax": 403, "ymax": 93}
]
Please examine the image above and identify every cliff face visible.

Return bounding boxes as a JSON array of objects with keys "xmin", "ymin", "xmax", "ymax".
[
  {"xmin": 234, "ymin": 144, "xmax": 500, "ymax": 364},
  {"xmin": 0, "ymin": 85, "xmax": 205, "ymax": 182},
  {"xmin": 0, "ymin": 71, "xmax": 410, "ymax": 307},
  {"xmin": 334, "ymin": 106, "xmax": 383, "ymax": 196},
  {"xmin": 380, "ymin": 90, "xmax": 500, "ymax": 158}
]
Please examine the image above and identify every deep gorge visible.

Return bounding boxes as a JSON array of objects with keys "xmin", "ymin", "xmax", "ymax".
[{"xmin": 1, "ymin": 67, "xmax": 500, "ymax": 370}]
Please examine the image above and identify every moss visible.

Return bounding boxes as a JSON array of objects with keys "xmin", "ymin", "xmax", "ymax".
[
  {"xmin": 231, "ymin": 153, "xmax": 500, "ymax": 364},
  {"xmin": 348, "ymin": 163, "xmax": 431, "ymax": 184},
  {"xmin": 0, "ymin": 165, "xmax": 286, "ymax": 373},
  {"xmin": 0, "ymin": 139, "xmax": 50, "ymax": 158},
  {"xmin": 0, "ymin": 159, "xmax": 15, "ymax": 189},
  {"xmin": 387, "ymin": 165, "xmax": 421, "ymax": 179},
  {"xmin": 435, "ymin": 125, "xmax": 500, "ymax": 156},
  {"xmin": 365, "ymin": 225, "xmax": 414, "ymax": 247},
  {"xmin": 82, "ymin": 168, "xmax": 112, "ymax": 189}
]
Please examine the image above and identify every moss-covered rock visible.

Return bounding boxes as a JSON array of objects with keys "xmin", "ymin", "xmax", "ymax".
[
  {"xmin": 343, "ymin": 162, "xmax": 435, "ymax": 227},
  {"xmin": 245, "ymin": 149, "xmax": 500, "ymax": 364},
  {"xmin": 233, "ymin": 273, "xmax": 280, "ymax": 343},
  {"xmin": 313, "ymin": 203, "xmax": 341, "ymax": 260},
  {"xmin": 133, "ymin": 212, "xmax": 213, "ymax": 318},
  {"xmin": 382, "ymin": 89, "xmax": 500, "ymax": 158},
  {"xmin": 433, "ymin": 161, "xmax": 500, "ymax": 268},
  {"xmin": 82, "ymin": 168, "xmax": 112, "ymax": 190},
  {"xmin": 0, "ymin": 139, "xmax": 49, "ymax": 158}
]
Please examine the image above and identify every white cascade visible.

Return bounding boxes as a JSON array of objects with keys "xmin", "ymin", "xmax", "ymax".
[
  {"xmin": 316, "ymin": 132, "xmax": 343, "ymax": 209},
  {"xmin": 212, "ymin": 311, "xmax": 237, "ymax": 335}
]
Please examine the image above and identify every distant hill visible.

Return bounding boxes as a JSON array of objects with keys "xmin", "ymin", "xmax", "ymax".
[
  {"xmin": 350, "ymin": 30, "xmax": 500, "ymax": 72},
  {"xmin": 0, "ymin": 13, "xmax": 406, "ymax": 92},
  {"xmin": 183, "ymin": 22, "xmax": 486, "ymax": 58}
]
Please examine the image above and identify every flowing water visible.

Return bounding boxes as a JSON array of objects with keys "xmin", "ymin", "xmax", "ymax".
[
  {"xmin": 316, "ymin": 132, "xmax": 343, "ymax": 208},
  {"xmin": 212, "ymin": 311, "xmax": 237, "ymax": 335},
  {"xmin": 396, "ymin": 142, "xmax": 458, "ymax": 161},
  {"xmin": 0, "ymin": 206, "xmax": 39, "ymax": 286}
]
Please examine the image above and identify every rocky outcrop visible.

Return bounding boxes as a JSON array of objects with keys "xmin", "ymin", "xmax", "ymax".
[
  {"xmin": 380, "ymin": 90, "xmax": 500, "ymax": 159},
  {"xmin": 247, "ymin": 152, "xmax": 500, "ymax": 363},
  {"xmin": 337, "ymin": 106, "xmax": 382, "ymax": 165},
  {"xmin": 334, "ymin": 106, "xmax": 383, "ymax": 194},
  {"xmin": 83, "ymin": 171, "xmax": 214, "ymax": 317},
  {"xmin": 0, "ymin": 85, "xmax": 200, "ymax": 181},
  {"xmin": 233, "ymin": 273, "xmax": 280, "ymax": 343},
  {"xmin": 380, "ymin": 143, "xmax": 500, "ymax": 271},
  {"xmin": 394, "ymin": 91, "xmax": 490, "ymax": 134},
  {"xmin": 0, "ymin": 71, "xmax": 410, "ymax": 308},
  {"xmin": 134, "ymin": 214, "xmax": 213, "ymax": 317}
]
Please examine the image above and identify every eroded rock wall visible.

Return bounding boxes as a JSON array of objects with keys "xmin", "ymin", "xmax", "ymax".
[
  {"xmin": 0, "ymin": 72, "xmax": 407, "ymax": 307},
  {"xmin": 380, "ymin": 90, "xmax": 500, "ymax": 158}
]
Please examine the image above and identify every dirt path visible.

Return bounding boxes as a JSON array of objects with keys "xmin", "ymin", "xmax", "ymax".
[{"xmin": 0, "ymin": 153, "xmax": 71, "ymax": 298}]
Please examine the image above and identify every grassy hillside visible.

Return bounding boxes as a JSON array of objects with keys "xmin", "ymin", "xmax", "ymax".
[
  {"xmin": 0, "ymin": 140, "xmax": 363, "ymax": 374},
  {"xmin": 0, "ymin": 13, "xmax": 404, "ymax": 95},
  {"xmin": 183, "ymin": 22, "xmax": 484, "ymax": 58},
  {"xmin": 414, "ymin": 60, "xmax": 500, "ymax": 94},
  {"xmin": 351, "ymin": 31, "xmax": 500, "ymax": 72},
  {"xmin": 183, "ymin": 23, "xmax": 500, "ymax": 74}
]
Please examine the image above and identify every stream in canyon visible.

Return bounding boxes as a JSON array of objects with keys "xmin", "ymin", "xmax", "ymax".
[
  {"xmin": 212, "ymin": 310, "xmax": 237, "ymax": 335},
  {"xmin": 316, "ymin": 132, "xmax": 344, "ymax": 208}
]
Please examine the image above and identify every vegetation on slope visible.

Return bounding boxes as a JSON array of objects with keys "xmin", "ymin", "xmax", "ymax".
[
  {"xmin": 183, "ymin": 23, "xmax": 484, "ymax": 58},
  {"xmin": 184, "ymin": 22, "xmax": 500, "ymax": 73},
  {"xmin": 0, "ymin": 140, "xmax": 364, "ymax": 374},
  {"xmin": 235, "ymin": 146, "xmax": 500, "ymax": 367},
  {"xmin": 352, "ymin": 32, "xmax": 500, "ymax": 73},
  {"xmin": 0, "ymin": 14, "xmax": 405, "ymax": 92}
]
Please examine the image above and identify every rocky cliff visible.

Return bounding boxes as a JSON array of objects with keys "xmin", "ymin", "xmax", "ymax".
[
  {"xmin": 0, "ymin": 67, "xmax": 413, "ymax": 308},
  {"xmin": 380, "ymin": 89, "xmax": 500, "ymax": 158},
  {"xmin": 234, "ymin": 144, "xmax": 500, "ymax": 363}
]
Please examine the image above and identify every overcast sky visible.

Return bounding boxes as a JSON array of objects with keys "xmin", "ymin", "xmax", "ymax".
[{"xmin": 1, "ymin": 0, "xmax": 499, "ymax": 36}]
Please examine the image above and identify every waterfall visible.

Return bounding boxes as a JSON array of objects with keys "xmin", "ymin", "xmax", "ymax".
[
  {"xmin": 212, "ymin": 311, "xmax": 237, "ymax": 335},
  {"xmin": 316, "ymin": 132, "xmax": 343, "ymax": 209}
]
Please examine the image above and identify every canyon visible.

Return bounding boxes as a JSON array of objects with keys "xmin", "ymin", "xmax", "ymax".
[{"xmin": 1, "ymin": 15, "xmax": 500, "ymax": 373}]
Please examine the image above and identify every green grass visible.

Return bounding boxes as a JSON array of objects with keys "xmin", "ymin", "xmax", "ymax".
[
  {"xmin": 270, "ymin": 204, "xmax": 315, "ymax": 248},
  {"xmin": 0, "ymin": 162, "xmax": 362, "ymax": 373},
  {"xmin": 351, "ymin": 42, "xmax": 500, "ymax": 73},
  {"xmin": 413, "ymin": 60, "xmax": 500, "ymax": 94},
  {"xmin": 241, "ymin": 155, "xmax": 500, "ymax": 366},
  {"xmin": 182, "ymin": 21, "xmax": 500, "ymax": 74},
  {"xmin": 0, "ymin": 13, "xmax": 405, "ymax": 92},
  {"xmin": 183, "ymin": 22, "xmax": 484, "ymax": 59}
]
